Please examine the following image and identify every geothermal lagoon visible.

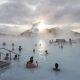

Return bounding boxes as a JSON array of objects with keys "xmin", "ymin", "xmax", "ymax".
[{"xmin": 0, "ymin": 34, "xmax": 80, "ymax": 80}]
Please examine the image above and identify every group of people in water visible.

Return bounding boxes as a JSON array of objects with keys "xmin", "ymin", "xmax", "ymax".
[
  {"xmin": 2, "ymin": 38, "xmax": 73, "ymax": 71},
  {"xmin": 2, "ymin": 42, "xmax": 22, "ymax": 52},
  {"xmin": 49, "ymin": 38, "xmax": 72, "ymax": 45},
  {"xmin": 33, "ymin": 42, "xmax": 49, "ymax": 54},
  {"xmin": 27, "ymin": 41, "xmax": 62, "ymax": 70},
  {"xmin": 4, "ymin": 53, "xmax": 19, "ymax": 61},
  {"xmin": 0, "ymin": 42, "xmax": 22, "ymax": 61},
  {"xmin": 27, "ymin": 38, "xmax": 73, "ymax": 70},
  {"xmin": 49, "ymin": 38, "xmax": 72, "ymax": 49},
  {"xmin": 26, "ymin": 56, "xmax": 60, "ymax": 71},
  {"xmin": 33, "ymin": 48, "xmax": 48, "ymax": 55}
]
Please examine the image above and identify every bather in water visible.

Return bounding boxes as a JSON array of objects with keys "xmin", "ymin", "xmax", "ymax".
[
  {"xmin": 53, "ymin": 63, "xmax": 60, "ymax": 71},
  {"xmin": 26, "ymin": 56, "xmax": 38, "ymax": 68}
]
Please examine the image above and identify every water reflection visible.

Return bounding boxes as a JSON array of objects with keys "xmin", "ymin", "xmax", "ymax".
[
  {"xmin": 34, "ymin": 39, "xmax": 48, "ymax": 62},
  {"xmin": 37, "ymin": 40, "xmax": 47, "ymax": 53}
]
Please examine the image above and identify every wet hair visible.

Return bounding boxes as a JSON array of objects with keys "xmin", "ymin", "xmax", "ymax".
[
  {"xmin": 55, "ymin": 63, "xmax": 59, "ymax": 69},
  {"xmin": 30, "ymin": 56, "xmax": 33, "ymax": 63},
  {"xmin": 6, "ymin": 53, "xmax": 9, "ymax": 56}
]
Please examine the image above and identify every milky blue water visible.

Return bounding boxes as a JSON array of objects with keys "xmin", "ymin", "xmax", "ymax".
[{"xmin": 0, "ymin": 35, "xmax": 80, "ymax": 80}]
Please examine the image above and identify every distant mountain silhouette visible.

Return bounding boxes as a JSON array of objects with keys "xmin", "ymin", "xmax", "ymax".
[
  {"xmin": 19, "ymin": 30, "xmax": 32, "ymax": 36},
  {"xmin": 46, "ymin": 27, "xmax": 63, "ymax": 36},
  {"xmin": 19, "ymin": 27, "xmax": 63, "ymax": 36}
]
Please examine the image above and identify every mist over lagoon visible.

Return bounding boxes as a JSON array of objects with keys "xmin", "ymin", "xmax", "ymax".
[
  {"xmin": 0, "ymin": 33, "xmax": 79, "ymax": 80},
  {"xmin": 0, "ymin": 0, "xmax": 80, "ymax": 80}
]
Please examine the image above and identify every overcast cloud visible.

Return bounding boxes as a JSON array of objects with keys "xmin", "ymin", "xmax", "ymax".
[{"xmin": 0, "ymin": 0, "xmax": 80, "ymax": 34}]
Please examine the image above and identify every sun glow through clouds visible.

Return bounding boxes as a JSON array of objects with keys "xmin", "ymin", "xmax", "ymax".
[
  {"xmin": 37, "ymin": 40, "xmax": 47, "ymax": 53},
  {"xmin": 37, "ymin": 21, "xmax": 46, "ymax": 32}
]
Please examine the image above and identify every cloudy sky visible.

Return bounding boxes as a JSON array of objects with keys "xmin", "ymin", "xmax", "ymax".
[{"xmin": 0, "ymin": 0, "xmax": 80, "ymax": 34}]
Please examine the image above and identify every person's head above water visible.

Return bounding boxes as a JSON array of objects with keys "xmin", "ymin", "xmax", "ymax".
[
  {"xmin": 30, "ymin": 56, "xmax": 33, "ymax": 59},
  {"xmin": 6, "ymin": 53, "xmax": 9, "ymax": 56},
  {"xmin": 55, "ymin": 63, "xmax": 59, "ymax": 69},
  {"xmin": 55, "ymin": 63, "xmax": 58, "ymax": 65}
]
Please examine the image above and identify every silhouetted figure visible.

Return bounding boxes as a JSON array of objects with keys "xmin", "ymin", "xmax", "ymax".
[
  {"xmin": 2, "ymin": 42, "xmax": 6, "ymax": 46},
  {"xmin": 13, "ymin": 54, "xmax": 17, "ymax": 60},
  {"xmin": 33, "ymin": 49, "xmax": 35, "ymax": 53},
  {"xmin": 29, "ymin": 56, "xmax": 33, "ymax": 63},
  {"xmin": 27, "ymin": 56, "xmax": 34, "ymax": 64},
  {"xmin": 53, "ymin": 63, "xmax": 60, "ymax": 71},
  {"xmin": 45, "ymin": 50, "xmax": 48, "ymax": 54},
  {"xmin": 18, "ymin": 46, "xmax": 22, "ymax": 51},
  {"xmin": 61, "ymin": 45, "xmax": 63, "ymax": 48},
  {"xmin": 69, "ymin": 38, "xmax": 72, "ymax": 45},
  {"xmin": 15, "ymin": 55, "xmax": 17, "ymax": 58},
  {"xmin": 4, "ymin": 53, "xmax": 9, "ymax": 60},
  {"xmin": 55, "ymin": 63, "xmax": 59, "ymax": 69},
  {"xmin": 12, "ymin": 43, "xmax": 14, "ymax": 47}
]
